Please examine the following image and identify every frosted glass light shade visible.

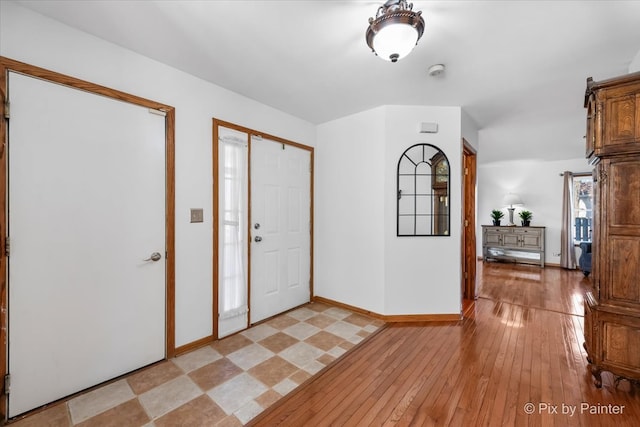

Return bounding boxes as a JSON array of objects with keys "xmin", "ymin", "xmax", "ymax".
[
  {"xmin": 503, "ymin": 193, "xmax": 523, "ymax": 207},
  {"xmin": 372, "ymin": 23, "xmax": 419, "ymax": 62}
]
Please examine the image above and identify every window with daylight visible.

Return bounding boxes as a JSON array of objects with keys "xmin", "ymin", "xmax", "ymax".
[
  {"xmin": 572, "ymin": 174, "xmax": 593, "ymax": 242},
  {"xmin": 216, "ymin": 125, "xmax": 249, "ymax": 338}
]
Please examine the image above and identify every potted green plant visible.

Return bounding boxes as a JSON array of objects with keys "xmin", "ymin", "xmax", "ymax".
[
  {"xmin": 490, "ymin": 209, "xmax": 504, "ymax": 226},
  {"xmin": 519, "ymin": 210, "xmax": 533, "ymax": 226}
]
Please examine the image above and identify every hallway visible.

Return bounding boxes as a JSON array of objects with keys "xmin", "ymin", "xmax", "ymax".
[
  {"xmin": 10, "ymin": 262, "xmax": 640, "ymax": 426},
  {"xmin": 252, "ymin": 262, "xmax": 640, "ymax": 426}
]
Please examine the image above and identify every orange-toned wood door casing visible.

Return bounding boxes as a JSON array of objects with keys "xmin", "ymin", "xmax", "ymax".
[{"xmin": 462, "ymin": 140, "xmax": 477, "ymax": 300}]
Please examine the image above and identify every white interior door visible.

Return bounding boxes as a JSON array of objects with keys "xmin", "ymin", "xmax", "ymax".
[
  {"xmin": 250, "ymin": 137, "xmax": 311, "ymax": 323},
  {"xmin": 8, "ymin": 72, "xmax": 166, "ymax": 417}
]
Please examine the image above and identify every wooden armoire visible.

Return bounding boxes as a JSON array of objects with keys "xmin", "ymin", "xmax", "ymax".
[{"xmin": 582, "ymin": 71, "xmax": 640, "ymax": 388}]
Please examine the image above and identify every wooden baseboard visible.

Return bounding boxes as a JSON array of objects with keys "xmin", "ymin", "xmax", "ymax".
[
  {"xmin": 312, "ymin": 296, "xmax": 461, "ymax": 323},
  {"xmin": 177, "ymin": 296, "xmax": 463, "ymax": 356},
  {"xmin": 174, "ymin": 334, "xmax": 214, "ymax": 357},
  {"xmin": 383, "ymin": 313, "xmax": 461, "ymax": 322},
  {"xmin": 312, "ymin": 296, "xmax": 386, "ymax": 321}
]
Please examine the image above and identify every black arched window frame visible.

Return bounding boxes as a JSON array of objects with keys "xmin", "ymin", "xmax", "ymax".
[{"xmin": 397, "ymin": 143, "xmax": 450, "ymax": 236}]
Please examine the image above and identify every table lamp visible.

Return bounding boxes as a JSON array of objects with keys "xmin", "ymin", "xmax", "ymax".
[{"xmin": 503, "ymin": 193, "xmax": 523, "ymax": 226}]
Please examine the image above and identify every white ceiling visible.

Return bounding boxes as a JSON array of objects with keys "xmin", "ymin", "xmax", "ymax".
[{"xmin": 11, "ymin": 0, "xmax": 640, "ymax": 162}]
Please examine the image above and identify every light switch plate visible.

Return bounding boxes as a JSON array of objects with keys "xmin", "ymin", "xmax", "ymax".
[{"xmin": 190, "ymin": 208, "xmax": 203, "ymax": 223}]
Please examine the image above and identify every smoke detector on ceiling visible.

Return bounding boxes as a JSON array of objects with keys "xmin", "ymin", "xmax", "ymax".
[{"xmin": 428, "ymin": 64, "xmax": 445, "ymax": 77}]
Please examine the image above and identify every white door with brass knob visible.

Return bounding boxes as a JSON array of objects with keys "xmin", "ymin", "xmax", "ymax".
[
  {"xmin": 7, "ymin": 72, "xmax": 166, "ymax": 417},
  {"xmin": 250, "ymin": 136, "xmax": 311, "ymax": 323}
]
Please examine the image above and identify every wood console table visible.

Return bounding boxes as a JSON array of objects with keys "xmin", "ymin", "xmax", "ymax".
[{"xmin": 482, "ymin": 225, "xmax": 545, "ymax": 268}]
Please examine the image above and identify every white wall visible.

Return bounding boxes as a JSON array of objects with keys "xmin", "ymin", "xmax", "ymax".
[
  {"xmin": 383, "ymin": 106, "xmax": 462, "ymax": 315},
  {"xmin": 315, "ymin": 108, "xmax": 386, "ymax": 313},
  {"xmin": 5, "ymin": 0, "xmax": 597, "ymax": 336},
  {"xmin": 1, "ymin": 2, "xmax": 316, "ymax": 347},
  {"xmin": 476, "ymin": 157, "xmax": 591, "ymax": 265},
  {"xmin": 316, "ymin": 105, "xmax": 462, "ymax": 316},
  {"xmin": 629, "ymin": 48, "xmax": 640, "ymax": 73},
  {"xmin": 461, "ymin": 109, "xmax": 480, "ymax": 152}
]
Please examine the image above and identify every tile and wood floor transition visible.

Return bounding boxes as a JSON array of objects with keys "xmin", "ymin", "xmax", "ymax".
[
  {"xmin": 251, "ymin": 263, "xmax": 640, "ymax": 426},
  {"xmin": 10, "ymin": 262, "xmax": 640, "ymax": 426},
  {"xmin": 9, "ymin": 303, "xmax": 385, "ymax": 426}
]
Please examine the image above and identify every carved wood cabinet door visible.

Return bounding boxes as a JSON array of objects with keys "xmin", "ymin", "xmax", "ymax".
[{"xmin": 600, "ymin": 156, "xmax": 640, "ymax": 309}]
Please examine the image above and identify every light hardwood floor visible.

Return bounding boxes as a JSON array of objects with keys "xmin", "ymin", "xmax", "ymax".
[{"xmin": 250, "ymin": 262, "xmax": 640, "ymax": 426}]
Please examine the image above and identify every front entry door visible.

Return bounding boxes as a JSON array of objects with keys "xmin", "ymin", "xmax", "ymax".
[
  {"xmin": 250, "ymin": 136, "xmax": 311, "ymax": 323},
  {"xmin": 7, "ymin": 72, "xmax": 166, "ymax": 417}
]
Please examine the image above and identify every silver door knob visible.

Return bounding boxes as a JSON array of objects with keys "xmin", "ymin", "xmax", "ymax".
[
  {"xmin": 254, "ymin": 236, "xmax": 262, "ymax": 242},
  {"xmin": 144, "ymin": 252, "xmax": 162, "ymax": 262}
]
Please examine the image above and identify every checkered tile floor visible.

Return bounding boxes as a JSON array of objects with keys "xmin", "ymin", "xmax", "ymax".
[{"xmin": 10, "ymin": 302, "xmax": 384, "ymax": 426}]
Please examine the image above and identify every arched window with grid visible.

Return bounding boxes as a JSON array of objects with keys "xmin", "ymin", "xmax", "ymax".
[{"xmin": 397, "ymin": 143, "xmax": 450, "ymax": 236}]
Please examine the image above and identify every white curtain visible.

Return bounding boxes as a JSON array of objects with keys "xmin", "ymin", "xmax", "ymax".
[
  {"xmin": 219, "ymin": 136, "xmax": 248, "ymax": 319},
  {"xmin": 560, "ymin": 171, "xmax": 577, "ymax": 269}
]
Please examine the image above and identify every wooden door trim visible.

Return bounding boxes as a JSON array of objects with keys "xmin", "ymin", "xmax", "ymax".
[
  {"xmin": 0, "ymin": 56, "xmax": 176, "ymax": 420},
  {"xmin": 462, "ymin": 139, "xmax": 477, "ymax": 301},
  {"xmin": 212, "ymin": 119, "xmax": 314, "ymax": 338}
]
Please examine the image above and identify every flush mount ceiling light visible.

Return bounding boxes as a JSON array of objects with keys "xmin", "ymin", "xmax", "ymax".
[{"xmin": 366, "ymin": 0, "xmax": 425, "ymax": 63}]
